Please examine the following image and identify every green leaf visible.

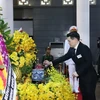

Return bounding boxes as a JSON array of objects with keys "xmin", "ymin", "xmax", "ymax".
[
  {"xmin": 0, "ymin": 19, "xmax": 4, "ymax": 25},
  {"xmin": 6, "ymin": 36, "xmax": 13, "ymax": 45},
  {"xmin": 6, "ymin": 46, "xmax": 15, "ymax": 51},
  {"xmin": 2, "ymin": 23, "xmax": 8, "ymax": 29},
  {"xmin": 4, "ymin": 30, "xmax": 11, "ymax": 35},
  {"xmin": 0, "ymin": 20, "xmax": 10, "ymax": 36},
  {"xmin": 20, "ymin": 65, "xmax": 33, "ymax": 76},
  {"xmin": 11, "ymin": 64, "xmax": 17, "ymax": 71},
  {"xmin": 0, "ymin": 18, "xmax": 12, "ymax": 44}
]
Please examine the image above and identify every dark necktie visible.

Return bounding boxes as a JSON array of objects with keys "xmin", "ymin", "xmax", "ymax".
[{"xmin": 72, "ymin": 48, "xmax": 76, "ymax": 56}]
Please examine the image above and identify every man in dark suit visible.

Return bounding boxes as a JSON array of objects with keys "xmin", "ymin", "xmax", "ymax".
[{"xmin": 43, "ymin": 31, "xmax": 97, "ymax": 100}]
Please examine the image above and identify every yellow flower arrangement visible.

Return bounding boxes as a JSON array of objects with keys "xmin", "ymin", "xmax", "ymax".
[
  {"xmin": 9, "ymin": 30, "xmax": 37, "ymax": 81},
  {"xmin": 17, "ymin": 67, "xmax": 76, "ymax": 100}
]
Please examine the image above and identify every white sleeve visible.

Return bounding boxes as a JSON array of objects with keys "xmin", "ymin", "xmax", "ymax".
[{"xmin": 64, "ymin": 39, "xmax": 70, "ymax": 54}]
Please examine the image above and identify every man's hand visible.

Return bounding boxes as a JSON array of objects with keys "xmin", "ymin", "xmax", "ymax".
[
  {"xmin": 73, "ymin": 72, "xmax": 79, "ymax": 77},
  {"xmin": 43, "ymin": 60, "xmax": 52, "ymax": 67}
]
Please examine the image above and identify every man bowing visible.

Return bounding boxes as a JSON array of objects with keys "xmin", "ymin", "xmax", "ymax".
[{"xmin": 43, "ymin": 31, "xmax": 97, "ymax": 100}]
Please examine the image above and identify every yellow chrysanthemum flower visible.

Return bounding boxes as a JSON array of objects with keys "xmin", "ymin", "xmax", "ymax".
[
  {"xmin": 17, "ymin": 67, "xmax": 76, "ymax": 100},
  {"xmin": 8, "ymin": 30, "xmax": 37, "ymax": 83},
  {"xmin": 19, "ymin": 56, "xmax": 25, "ymax": 68},
  {"xmin": 9, "ymin": 52, "xmax": 19, "ymax": 61}
]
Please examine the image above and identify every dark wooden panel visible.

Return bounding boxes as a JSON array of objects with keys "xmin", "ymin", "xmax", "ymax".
[
  {"xmin": 33, "ymin": 7, "xmax": 76, "ymax": 62},
  {"xmin": 90, "ymin": 0, "xmax": 100, "ymax": 63}
]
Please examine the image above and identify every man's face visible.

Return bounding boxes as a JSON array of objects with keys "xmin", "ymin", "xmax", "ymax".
[{"xmin": 67, "ymin": 37, "xmax": 78, "ymax": 48}]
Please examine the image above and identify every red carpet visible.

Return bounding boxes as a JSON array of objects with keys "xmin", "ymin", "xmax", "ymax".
[
  {"xmin": 66, "ymin": 78, "xmax": 82, "ymax": 100},
  {"xmin": 74, "ymin": 92, "xmax": 82, "ymax": 100},
  {"xmin": 77, "ymin": 92, "xmax": 82, "ymax": 100},
  {"xmin": 75, "ymin": 89, "xmax": 82, "ymax": 100}
]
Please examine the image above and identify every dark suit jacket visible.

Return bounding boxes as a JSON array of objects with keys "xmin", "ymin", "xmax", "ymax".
[{"xmin": 52, "ymin": 42, "xmax": 97, "ymax": 84}]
